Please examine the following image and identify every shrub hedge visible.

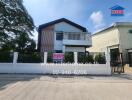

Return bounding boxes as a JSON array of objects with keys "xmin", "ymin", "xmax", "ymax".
[
  {"xmin": 95, "ymin": 53, "xmax": 106, "ymax": 64},
  {"xmin": 64, "ymin": 52, "xmax": 74, "ymax": 63},
  {"xmin": 18, "ymin": 52, "xmax": 42, "ymax": 63},
  {"xmin": 0, "ymin": 52, "xmax": 13, "ymax": 63}
]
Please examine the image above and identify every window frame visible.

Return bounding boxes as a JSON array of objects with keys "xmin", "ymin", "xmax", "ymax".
[
  {"xmin": 68, "ymin": 33, "xmax": 80, "ymax": 40},
  {"xmin": 56, "ymin": 32, "xmax": 63, "ymax": 41}
]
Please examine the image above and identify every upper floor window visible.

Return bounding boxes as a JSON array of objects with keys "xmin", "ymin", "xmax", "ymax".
[
  {"xmin": 68, "ymin": 34, "xmax": 80, "ymax": 40},
  {"xmin": 56, "ymin": 32, "xmax": 63, "ymax": 40}
]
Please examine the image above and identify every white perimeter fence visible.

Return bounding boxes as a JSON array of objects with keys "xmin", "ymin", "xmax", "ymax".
[{"xmin": 0, "ymin": 52, "xmax": 111, "ymax": 75}]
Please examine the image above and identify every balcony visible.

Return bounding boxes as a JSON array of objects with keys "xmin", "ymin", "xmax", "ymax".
[{"xmin": 63, "ymin": 32, "xmax": 92, "ymax": 47}]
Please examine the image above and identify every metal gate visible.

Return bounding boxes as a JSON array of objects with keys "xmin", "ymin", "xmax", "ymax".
[
  {"xmin": 128, "ymin": 52, "xmax": 132, "ymax": 67},
  {"xmin": 111, "ymin": 65, "xmax": 124, "ymax": 74},
  {"xmin": 110, "ymin": 48, "xmax": 124, "ymax": 74}
]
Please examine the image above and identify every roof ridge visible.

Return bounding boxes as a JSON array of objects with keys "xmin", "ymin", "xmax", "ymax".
[{"xmin": 38, "ymin": 18, "xmax": 87, "ymax": 32}]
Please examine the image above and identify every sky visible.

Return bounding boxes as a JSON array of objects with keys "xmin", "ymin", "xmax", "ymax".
[{"xmin": 23, "ymin": 0, "xmax": 132, "ymax": 40}]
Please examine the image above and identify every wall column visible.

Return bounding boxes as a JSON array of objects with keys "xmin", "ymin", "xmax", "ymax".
[
  {"xmin": 74, "ymin": 52, "xmax": 78, "ymax": 64},
  {"xmin": 13, "ymin": 52, "xmax": 18, "ymax": 64},
  {"xmin": 63, "ymin": 46, "xmax": 65, "ymax": 53},
  {"xmin": 105, "ymin": 48, "xmax": 110, "ymax": 66},
  {"xmin": 44, "ymin": 52, "xmax": 48, "ymax": 64}
]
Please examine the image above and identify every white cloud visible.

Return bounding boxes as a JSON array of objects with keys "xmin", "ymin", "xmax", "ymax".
[
  {"xmin": 90, "ymin": 11, "xmax": 103, "ymax": 24},
  {"xmin": 90, "ymin": 11, "xmax": 105, "ymax": 29}
]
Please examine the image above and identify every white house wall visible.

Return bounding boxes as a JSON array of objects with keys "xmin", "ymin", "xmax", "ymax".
[
  {"xmin": 54, "ymin": 22, "xmax": 83, "ymax": 32},
  {"xmin": 54, "ymin": 22, "xmax": 84, "ymax": 51},
  {"xmin": 118, "ymin": 26, "xmax": 132, "ymax": 51},
  {"xmin": 87, "ymin": 27, "xmax": 120, "ymax": 52},
  {"xmin": 118, "ymin": 26, "xmax": 132, "ymax": 62}
]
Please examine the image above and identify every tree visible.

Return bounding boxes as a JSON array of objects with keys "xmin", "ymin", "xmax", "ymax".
[
  {"xmin": 0, "ymin": 0, "xmax": 35, "ymax": 52},
  {"xmin": 1, "ymin": 33, "xmax": 36, "ymax": 52},
  {"xmin": 15, "ymin": 33, "xmax": 36, "ymax": 52}
]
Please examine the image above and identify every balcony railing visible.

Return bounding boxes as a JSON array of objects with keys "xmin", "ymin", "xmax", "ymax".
[
  {"xmin": 63, "ymin": 32, "xmax": 91, "ymax": 41},
  {"xmin": 63, "ymin": 32, "xmax": 92, "ymax": 46}
]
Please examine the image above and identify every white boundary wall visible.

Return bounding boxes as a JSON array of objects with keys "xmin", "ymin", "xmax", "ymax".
[
  {"xmin": 0, "ymin": 63, "xmax": 111, "ymax": 75},
  {"xmin": 0, "ymin": 51, "xmax": 111, "ymax": 75}
]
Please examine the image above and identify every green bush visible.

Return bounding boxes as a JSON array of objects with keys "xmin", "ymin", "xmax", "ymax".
[
  {"xmin": 85, "ymin": 55, "xmax": 94, "ymax": 64},
  {"xmin": 78, "ymin": 52, "xmax": 84, "ymax": 63},
  {"xmin": 78, "ymin": 53, "xmax": 94, "ymax": 64},
  {"xmin": 0, "ymin": 52, "xmax": 13, "ymax": 63},
  {"xmin": 18, "ymin": 52, "xmax": 42, "ymax": 63},
  {"xmin": 47, "ymin": 52, "xmax": 53, "ymax": 63},
  {"xmin": 64, "ymin": 52, "xmax": 74, "ymax": 63},
  {"xmin": 95, "ymin": 53, "xmax": 106, "ymax": 64}
]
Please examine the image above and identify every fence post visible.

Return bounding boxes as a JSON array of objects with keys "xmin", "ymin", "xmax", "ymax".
[
  {"xmin": 13, "ymin": 52, "xmax": 18, "ymax": 64},
  {"xmin": 44, "ymin": 52, "xmax": 47, "ymax": 64},
  {"xmin": 74, "ymin": 52, "xmax": 78, "ymax": 64},
  {"xmin": 105, "ymin": 49, "xmax": 110, "ymax": 65}
]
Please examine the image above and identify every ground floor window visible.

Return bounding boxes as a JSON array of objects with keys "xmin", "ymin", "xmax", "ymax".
[{"xmin": 55, "ymin": 50, "xmax": 63, "ymax": 53}]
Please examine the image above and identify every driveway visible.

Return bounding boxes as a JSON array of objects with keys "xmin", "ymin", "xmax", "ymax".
[{"xmin": 0, "ymin": 74, "xmax": 132, "ymax": 100}]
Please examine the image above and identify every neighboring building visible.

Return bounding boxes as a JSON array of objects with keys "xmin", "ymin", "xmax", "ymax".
[
  {"xmin": 87, "ymin": 22, "xmax": 132, "ymax": 66},
  {"xmin": 38, "ymin": 18, "xmax": 92, "ymax": 53}
]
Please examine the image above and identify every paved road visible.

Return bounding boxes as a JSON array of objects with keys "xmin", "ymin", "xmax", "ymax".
[{"xmin": 0, "ymin": 74, "xmax": 132, "ymax": 100}]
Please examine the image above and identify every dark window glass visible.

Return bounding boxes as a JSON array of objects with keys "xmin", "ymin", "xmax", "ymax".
[
  {"xmin": 56, "ymin": 33, "xmax": 63, "ymax": 40},
  {"xmin": 55, "ymin": 50, "xmax": 62, "ymax": 53}
]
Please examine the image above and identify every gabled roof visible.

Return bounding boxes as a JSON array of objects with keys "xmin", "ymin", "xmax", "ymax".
[
  {"xmin": 38, "ymin": 18, "xmax": 87, "ymax": 33},
  {"xmin": 93, "ymin": 22, "xmax": 132, "ymax": 36},
  {"xmin": 110, "ymin": 5, "xmax": 124, "ymax": 10}
]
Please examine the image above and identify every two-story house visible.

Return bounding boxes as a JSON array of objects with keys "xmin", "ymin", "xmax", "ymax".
[
  {"xmin": 38, "ymin": 18, "xmax": 92, "ymax": 53},
  {"xmin": 87, "ymin": 22, "xmax": 132, "ymax": 66}
]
